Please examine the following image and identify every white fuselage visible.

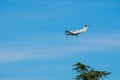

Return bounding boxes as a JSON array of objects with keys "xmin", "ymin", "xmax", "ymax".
[
  {"xmin": 70, "ymin": 26, "xmax": 88, "ymax": 34},
  {"xmin": 65, "ymin": 25, "xmax": 88, "ymax": 37}
]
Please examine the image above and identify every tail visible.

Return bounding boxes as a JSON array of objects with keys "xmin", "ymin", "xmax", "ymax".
[
  {"xmin": 84, "ymin": 25, "xmax": 88, "ymax": 27},
  {"xmin": 82, "ymin": 25, "xmax": 88, "ymax": 32}
]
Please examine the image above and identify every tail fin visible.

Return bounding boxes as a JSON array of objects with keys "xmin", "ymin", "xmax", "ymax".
[
  {"xmin": 82, "ymin": 25, "xmax": 88, "ymax": 32},
  {"xmin": 84, "ymin": 25, "xmax": 88, "ymax": 27}
]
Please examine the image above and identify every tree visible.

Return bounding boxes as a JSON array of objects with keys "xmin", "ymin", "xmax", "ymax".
[{"xmin": 73, "ymin": 62, "xmax": 111, "ymax": 80}]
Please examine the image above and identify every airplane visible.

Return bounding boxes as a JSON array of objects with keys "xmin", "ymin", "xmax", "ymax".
[{"xmin": 65, "ymin": 25, "xmax": 88, "ymax": 37}]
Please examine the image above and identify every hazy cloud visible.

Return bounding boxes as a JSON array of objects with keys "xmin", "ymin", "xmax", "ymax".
[{"xmin": 0, "ymin": 33, "xmax": 120, "ymax": 63}]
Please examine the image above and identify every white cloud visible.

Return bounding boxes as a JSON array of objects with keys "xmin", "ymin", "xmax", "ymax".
[{"xmin": 0, "ymin": 33, "xmax": 120, "ymax": 63}]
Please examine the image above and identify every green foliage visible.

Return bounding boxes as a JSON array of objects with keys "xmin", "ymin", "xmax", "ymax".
[{"xmin": 73, "ymin": 62, "xmax": 111, "ymax": 80}]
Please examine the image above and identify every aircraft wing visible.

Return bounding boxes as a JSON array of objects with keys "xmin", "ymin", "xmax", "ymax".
[
  {"xmin": 65, "ymin": 30, "xmax": 80, "ymax": 35},
  {"xmin": 65, "ymin": 30, "xmax": 74, "ymax": 34}
]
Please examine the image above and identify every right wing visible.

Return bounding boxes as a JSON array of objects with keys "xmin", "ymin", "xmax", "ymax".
[{"xmin": 65, "ymin": 30, "xmax": 73, "ymax": 35}]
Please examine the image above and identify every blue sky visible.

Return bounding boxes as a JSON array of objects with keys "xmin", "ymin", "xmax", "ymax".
[{"xmin": 0, "ymin": 0, "xmax": 120, "ymax": 80}]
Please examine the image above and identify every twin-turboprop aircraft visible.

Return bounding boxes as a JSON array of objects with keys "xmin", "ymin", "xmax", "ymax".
[{"xmin": 65, "ymin": 25, "xmax": 88, "ymax": 37}]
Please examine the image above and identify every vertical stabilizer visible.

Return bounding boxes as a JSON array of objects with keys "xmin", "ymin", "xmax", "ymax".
[{"xmin": 82, "ymin": 25, "xmax": 88, "ymax": 32}]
